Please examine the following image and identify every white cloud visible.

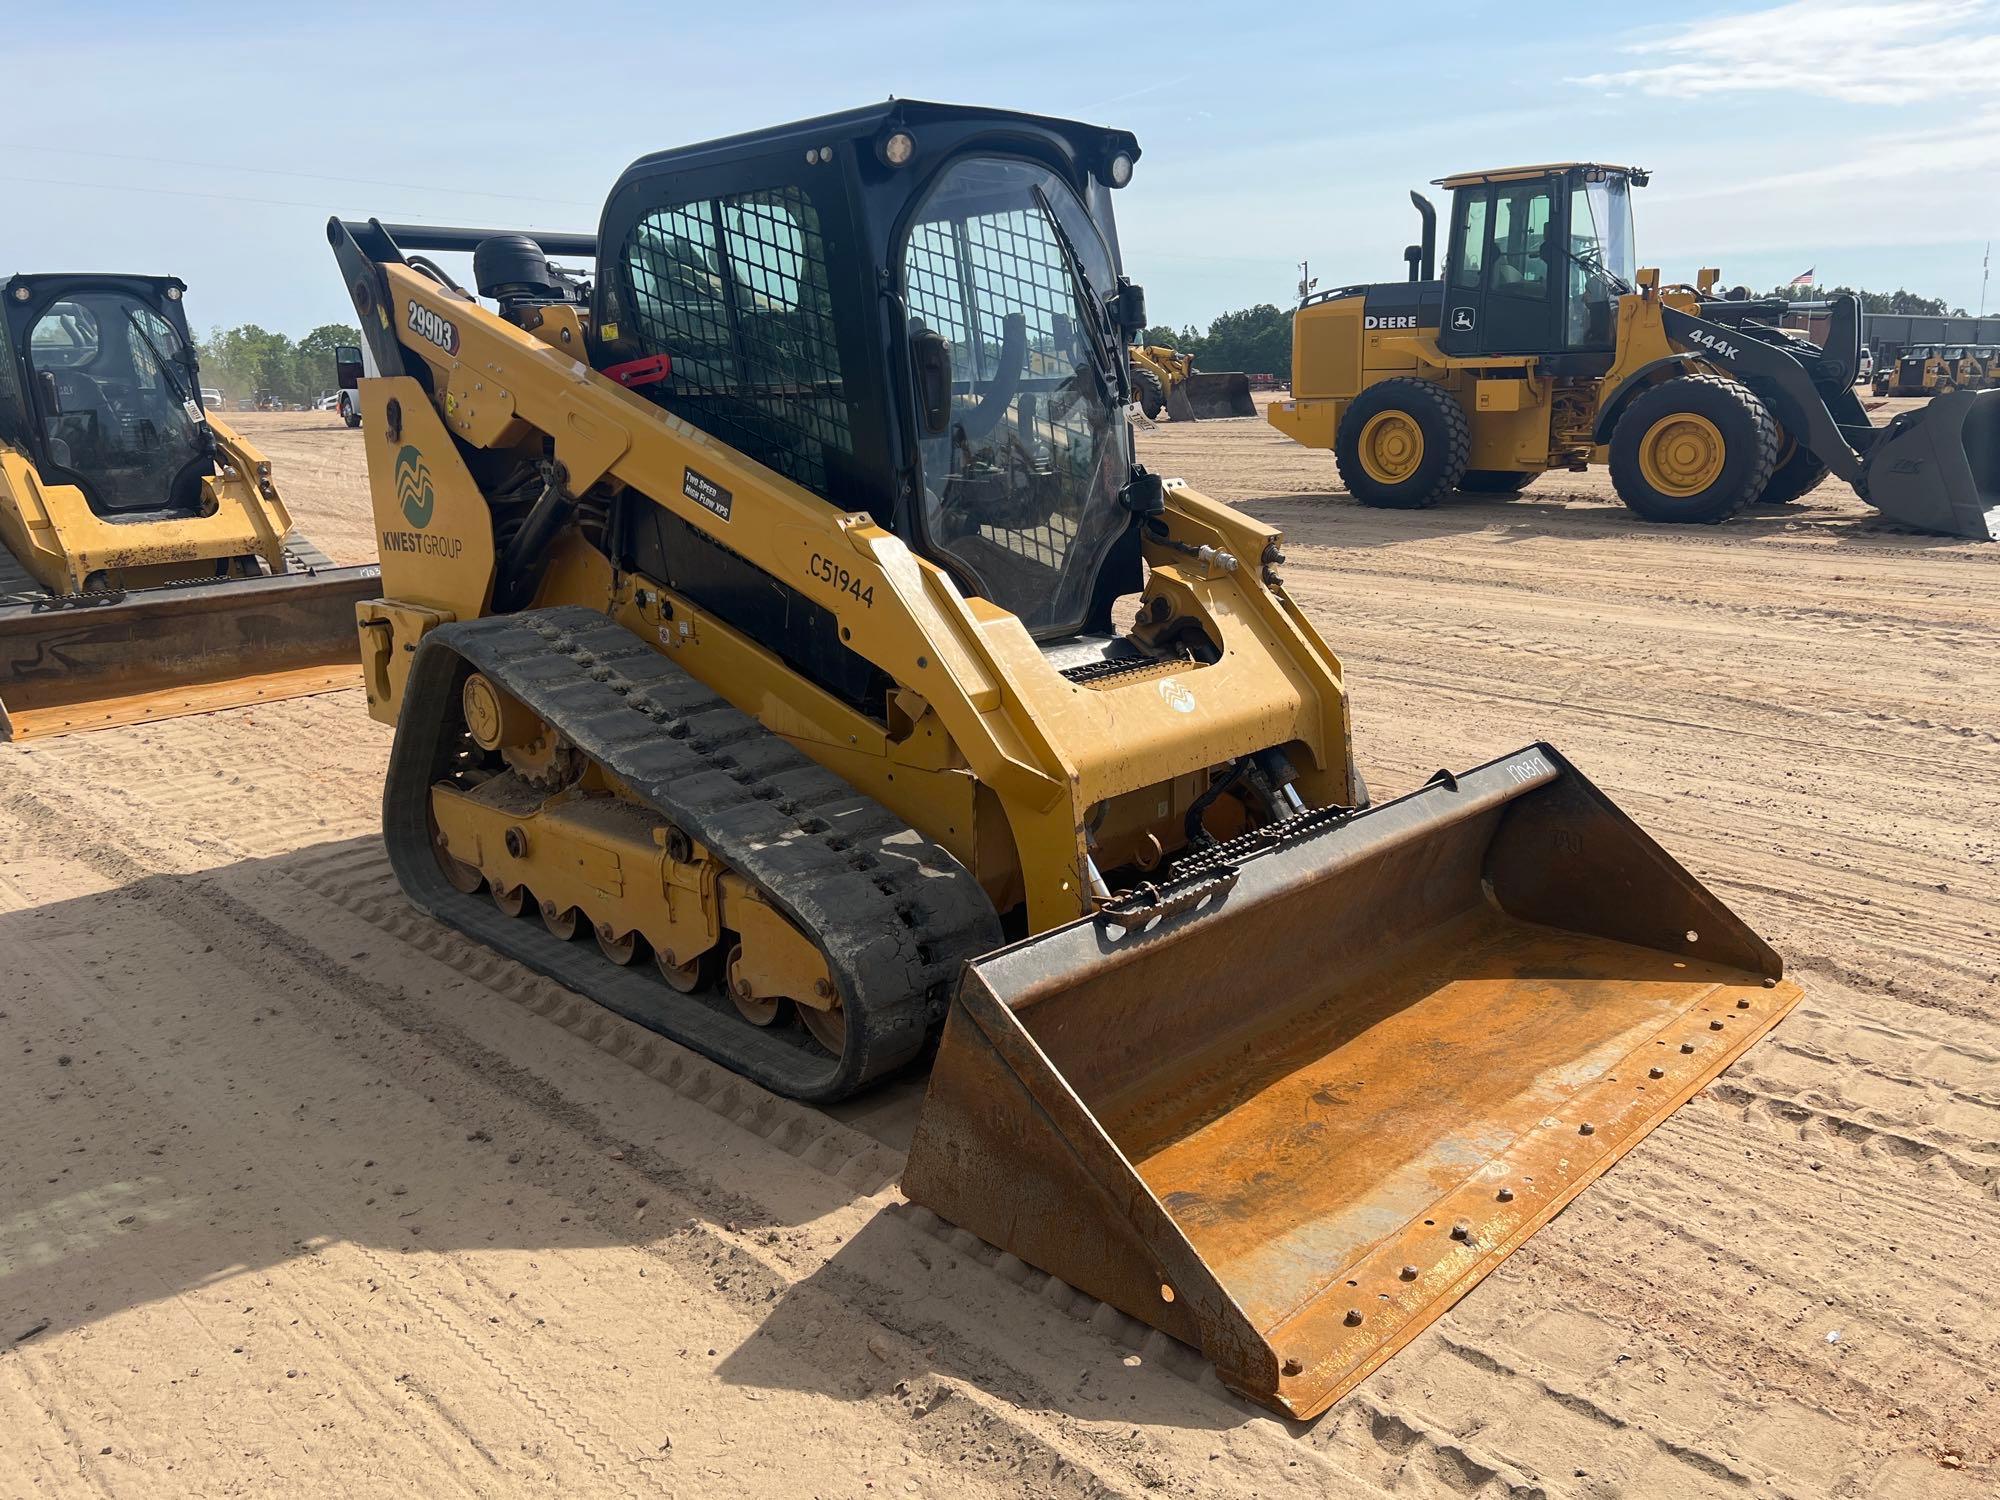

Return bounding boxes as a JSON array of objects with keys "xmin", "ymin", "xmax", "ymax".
[{"xmin": 1575, "ymin": 0, "xmax": 2000, "ymax": 104}]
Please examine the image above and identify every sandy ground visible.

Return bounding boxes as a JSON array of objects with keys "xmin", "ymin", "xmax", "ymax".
[{"xmin": 2, "ymin": 405, "xmax": 1995, "ymax": 1498}]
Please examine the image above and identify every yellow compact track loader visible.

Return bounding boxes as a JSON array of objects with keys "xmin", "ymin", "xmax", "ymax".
[
  {"xmin": 0, "ymin": 273, "xmax": 377, "ymax": 738},
  {"xmin": 1872, "ymin": 345, "xmax": 1960, "ymax": 397},
  {"xmin": 330, "ymin": 103, "xmax": 1802, "ymax": 1418},
  {"xmin": 1271, "ymin": 166, "xmax": 2000, "ymax": 539},
  {"xmin": 1127, "ymin": 343, "xmax": 1256, "ymax": 420}
]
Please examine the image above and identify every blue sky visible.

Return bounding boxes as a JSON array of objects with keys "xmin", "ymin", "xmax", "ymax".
[{"xmin": 8, "ymin": 0, "xmax": 1997, "ymax": 336}]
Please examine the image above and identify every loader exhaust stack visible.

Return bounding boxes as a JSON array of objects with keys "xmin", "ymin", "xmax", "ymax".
[{"xmin": 906, "ymin": 744, "xmax": 1803, "ymax": 1420}]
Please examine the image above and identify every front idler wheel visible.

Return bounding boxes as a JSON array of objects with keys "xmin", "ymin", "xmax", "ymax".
[
  {"xmin": 799, "ymin": 990, "xmax": 848, "ymax": 1058},
  {"xmin": 431, "ymin": 818, "xmax": 484, "ymax": 895}
]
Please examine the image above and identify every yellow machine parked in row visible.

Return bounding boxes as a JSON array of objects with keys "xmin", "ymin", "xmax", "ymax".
[
  {"xmin": 1126, "ymin": 342, "xmax": 1255, "ymax": 420},
  {"xmin": 0, "ymin": 272, "xmax": 376, "ymax": 737},
  {"xmin": 1271, "ymin": 164, "xmax": 2000, "ymax": 538},
  {"xmin": 330, "ymin": 103, "xmax": 1804, "ymax": 1418}
]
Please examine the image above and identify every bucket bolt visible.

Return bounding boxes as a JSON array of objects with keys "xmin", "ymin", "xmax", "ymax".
[
  {"xmin": 1578, "ymin": 1122, "xmax": 1596, "ymax": 1136},
  {"xmin": 1737, "ymin": 996, "xmax": 1752, "ymax": 1009},
  {"xmin": 1450, "ymin": 1220, "xmax": 1472, "ymax": 1241},
  {"xmin": 1680, "ymin": 1041, "xmax": 1696, "ymax": 1054},
  {"xmin": 1343, "ymin": 1310, "xmax": 1364, "ymax": 1327},
  {"xmin": 1649, "ymin": 1066, "xmax": 1665, "ymax": 1079},
  {"xmin": 1496, "ymin": 1186, "xmax": 1515, "ymax": 1203},
  {"xmin": 1399, "ymin": 1265, "xmax": 1419, "ymax": 1281},
  {"xmin": 1281, "ymin": 1357, "xmax": 1304, "ymax": 1376}
]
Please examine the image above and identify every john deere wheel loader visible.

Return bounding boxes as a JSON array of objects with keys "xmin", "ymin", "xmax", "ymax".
[
  {"xmin": 1269, "ymin": 165, "xmax": 2000, "ymax": 539},
  {"xmin": 0, "ymin": 273, "xmax": 378, "ymax": 738},
  {"xmin": 1127, "ymin": 343, "xmax": 1257, "ymax": 420},
  {"xmin": 330, "ymin": 102, "xmax": 1803, "ymax": 1419}
]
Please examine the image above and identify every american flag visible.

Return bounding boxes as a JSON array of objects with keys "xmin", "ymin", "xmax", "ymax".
[{"xmin": 1789, "ymin": 268, "xmax": 1815, "ymax": 286}]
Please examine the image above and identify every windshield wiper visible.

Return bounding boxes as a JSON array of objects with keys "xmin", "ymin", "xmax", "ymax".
[
  {"xmin": 1546, "ymin": 240, "xmax": 1632, "ymax": 296},
  {"xmin": 124, "ymin": 310, "xmax": 201, "ymax": 414},
  {"xmin": 1032, "ymin": 185, "xmax": 1125, "ymax": 407}
]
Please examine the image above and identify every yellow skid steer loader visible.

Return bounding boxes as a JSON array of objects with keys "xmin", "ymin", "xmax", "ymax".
[
  {"xmin": 329, "ymin": 102, "xmax": 1801, "ymax": 1419},
  {"xmin": 0, "ymin": 273, "xmax": 377, "ymax": 738}
]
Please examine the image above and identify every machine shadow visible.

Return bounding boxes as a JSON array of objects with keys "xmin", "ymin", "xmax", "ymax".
[
  {"xmin": 0, "ymin": 839, "xmax": 911, "ymax": 1349},
  {"xmin": 1239, "ymin": 487, "xmax": 1980, "ymax": 551},
  {"xmin": 718, "ymin": 1213, "xmax": 1258, "ymax": 1434}
]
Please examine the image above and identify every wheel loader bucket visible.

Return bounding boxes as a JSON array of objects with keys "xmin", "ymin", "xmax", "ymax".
[
  {"xmin": 0, "ymin": 563, "xmax": 380, "ymax": 740},
  {"xmin": 1180, "ymin": 370, "xmax": 1258, "ymax": 419},
  {"xmin": 904, "ymin": 744, "xmax": 1802, "ymax": 1421},
  {"xmin": 1861, "ymin": 387, "xmax": 2000, "ymax": 540}
]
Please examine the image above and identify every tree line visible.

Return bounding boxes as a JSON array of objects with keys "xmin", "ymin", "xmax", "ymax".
[
  {"xmin": 194, "ymin": 323, "xmax": 361, "ymax": 408},
  {"xmin": 1755, "ymin": 285, "xmax": 1970, "ymax": 317},
  {"xmin": 1141, "ymin": 304, "xmax": 1292, "ymax": 377}
]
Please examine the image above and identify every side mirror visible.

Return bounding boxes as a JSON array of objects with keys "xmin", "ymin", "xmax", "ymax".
[
  {"xmin": 1111, "ymin": 278, "xmax": 1147, "ymax": 338},
  {"xmin": 911, "ymin": 327, "xmax": 952, "ymax": 437}
]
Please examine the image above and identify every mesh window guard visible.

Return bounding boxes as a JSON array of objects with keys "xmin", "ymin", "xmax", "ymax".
[
  {"xmin": 617, "ymin": 186, "xmax": 852, "ymax": 497},
  {"xmin": 904, "ymin": 173, "xmax": 1136, "ymax": 636}
]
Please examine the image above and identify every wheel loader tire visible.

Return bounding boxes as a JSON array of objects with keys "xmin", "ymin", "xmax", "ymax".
[
  {"xmin": 1334, "ymin": 378, "xmax": 1470, "ymax": 509},
  {"xmin": 1132, "ymin": 366, "xmax": 1165, "ymax": 421},
  {"xmin": 1608, "ymin": 374, "xmax": 1777, "ymax": 525},
  {"xmin": 1755, "ymin": 438, "xmax": 1829, "ymax": 506},
  {"xmin": 1458, "ymin": 469, "xmax": 1538, "ymax": 495}
]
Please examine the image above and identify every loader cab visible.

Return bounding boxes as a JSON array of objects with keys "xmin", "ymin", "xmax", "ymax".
[
  {"xmin": 1, "ymin": 274, "xmax": 215, "ymax": 517},
  {"xmin": 1435, "ymin": 164, "xmax": 1644, "ymax": 368},
  {"xmin": 593, "ymin": 101, "xmax": 1146, "ymax": 643}
]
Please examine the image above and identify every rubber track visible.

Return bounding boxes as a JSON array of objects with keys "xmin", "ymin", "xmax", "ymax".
[
  {"xmin": 282, "ymin": 531, "xmax": 339, "ymax": 570},
  {"xmin": 383, "ymin": 605, "xmax": 1003, "ymax": 1102}
]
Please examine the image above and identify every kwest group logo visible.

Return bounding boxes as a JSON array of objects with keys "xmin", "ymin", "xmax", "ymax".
[{"xmin": 395, "ymin": 444, "xmax": 436, "ymax": 529}]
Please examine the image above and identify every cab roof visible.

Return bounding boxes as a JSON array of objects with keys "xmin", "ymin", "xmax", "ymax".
[
  {"xmin": 1434, "ymin": 163, "xmax": 1648, "ymax": 189},
  {"xmin": 615, "ymin": 99, "xmax": 1139, "ymax": 183}
]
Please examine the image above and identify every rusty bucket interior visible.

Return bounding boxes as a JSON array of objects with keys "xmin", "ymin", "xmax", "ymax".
[
  {"xmin": 0, "ymin": 564, "xmax": 379, "ymax": 740},
  {"xmin": 903, "ymin": 744, "xmax": 1803, "ymax": 1420}
]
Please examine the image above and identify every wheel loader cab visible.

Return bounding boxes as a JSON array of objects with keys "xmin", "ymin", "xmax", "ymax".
[
  {"xmin": 1436, "ymin": 164, "xmax": 1641, "ymax": 365},
  {"xmin": 593, "ymin": 102, "xmax": 1145, "ymax": 643},
  {"xmin": 2, "ymin": 275, "xmax": 218, "ymax": 518}
]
